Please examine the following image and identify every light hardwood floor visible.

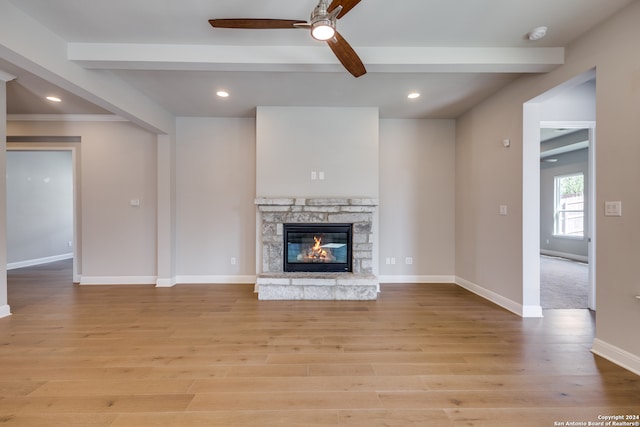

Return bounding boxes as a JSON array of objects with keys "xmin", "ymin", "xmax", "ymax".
[{"xmin": 1, "ymin": 260, "xmax": 639, "ymax": 426}]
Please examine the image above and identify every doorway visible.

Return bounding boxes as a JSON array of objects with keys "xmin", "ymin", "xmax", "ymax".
[
  {"xmin": 539, "ymin": 124, "xmax": 595, "ymax": 310},
  {"xmin": 6, "ymin": 144, "xmax": 80, "ymax": 282},
  {"xmin": 522, "ymin": 69, "xmax": 596, "ymax": 316}
]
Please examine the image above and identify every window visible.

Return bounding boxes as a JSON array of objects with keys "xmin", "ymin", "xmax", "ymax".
[{"xmin": 554, "ymin": 173, "xmax": 584, "ymax": 237}]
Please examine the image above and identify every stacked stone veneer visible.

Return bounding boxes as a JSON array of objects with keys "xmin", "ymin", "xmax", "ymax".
[{"xmin": 255, "ymin": 197, "xmax": 379, "ymax": 300}]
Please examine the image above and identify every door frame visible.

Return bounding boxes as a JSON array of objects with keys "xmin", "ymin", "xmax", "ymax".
[
  {"xmin": 540, "ymin": 120, "xmax": 596, "ymax": 310},
  {"xmin": 522, "ymin": 68, "xmax": 596, "ymax": 316}
]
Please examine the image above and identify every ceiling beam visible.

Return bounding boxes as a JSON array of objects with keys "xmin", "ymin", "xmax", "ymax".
[{"xmin": 68, "ymin": 43, "xmax": 564, "ymax": 73}]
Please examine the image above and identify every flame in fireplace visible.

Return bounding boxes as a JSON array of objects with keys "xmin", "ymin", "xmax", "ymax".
[
  {"xmin": 302, "ymin": 236, "xmax": 335, "ymax": 262},
  {"xmin": 312, "ymin": 236, "xmax": 327, "ymax": 258}
]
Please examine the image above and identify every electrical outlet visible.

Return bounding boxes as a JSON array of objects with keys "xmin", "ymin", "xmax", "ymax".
[
  {"xmin": 311, "ymin": 171, "xmax": 317, "ymax": 180},
  {"xmin": 391, "ymin": 257, "xmax": 396, "ymax": 265},
  {"xmin": 230, "ymin": 257, "xmax": 237, "ymax": 265},
  {"xmin": 405, "ymin": 257, "xmax": 413, "ymax": 265}
]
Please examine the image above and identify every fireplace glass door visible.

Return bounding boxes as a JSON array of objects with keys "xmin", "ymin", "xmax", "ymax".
[{"xmin": 283, "ymin": 223, "xmax": 352, "ymax": 272}]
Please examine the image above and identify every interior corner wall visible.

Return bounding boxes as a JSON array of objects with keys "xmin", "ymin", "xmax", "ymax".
[
  {"xmin": 455, "ymin": 0, "xmax": 640, "ymax": 369},
  {"xmin": 256, "ymin": 107, "xmax": 379, "ymax": 198},
  {"xmin": 455, "ymin": 94, "xmax": 525, "ymax": 306}
]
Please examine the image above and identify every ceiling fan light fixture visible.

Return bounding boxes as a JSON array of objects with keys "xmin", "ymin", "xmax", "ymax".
[
  {"xmin": 311, "ymin": 19, "xmax": 335, "ymax": 40},
  {"xmin": 310, "ymin": 0, "xmax": 338, "ymax": 41}
]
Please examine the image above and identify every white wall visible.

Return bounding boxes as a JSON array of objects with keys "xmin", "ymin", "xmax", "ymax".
[
  {"xmin": 173, "ymin": 113, "xmax": 455, "ymax": 283},
  {"xmin": 6, "ymin": 150, "xmax": 73, "ymax": 266},
  {"xmin": 175, "ymin": 117, "xmax": 256, "ymax": 281},
  {"xmin": 540, "ymin": 80, "xmax": 596, "ymax": 122},
  {"xmin": 379, "ymin": 119, "xmax": 455, "ymax": 281},
  {"xmin": 455, "ymin": 0, "xmax": 640, "ymax": 372},
  {"xmin": 256, "ymin": 107, "xmax": 379, "ymax": 198}
]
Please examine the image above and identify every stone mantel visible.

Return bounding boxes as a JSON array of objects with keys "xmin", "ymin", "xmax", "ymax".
[
  {"xmin": 255, "ymin": 197, "xmax": 379, "ymax": 300},
  {"xmin": 255, "ymin": 197, "xmax": 379, "ymax": 206}
]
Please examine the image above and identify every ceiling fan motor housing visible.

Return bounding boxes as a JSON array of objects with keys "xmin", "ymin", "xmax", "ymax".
[{"xmin": 310, "ymin": 0, "xmax": 342, "ymax": 40}]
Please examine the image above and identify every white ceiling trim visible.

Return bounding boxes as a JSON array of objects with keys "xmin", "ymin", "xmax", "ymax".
[
  {"xmin": 7, "ymin": 114, "xmax": 126, "ymax": 122},
  {"xmin": 68, "ymin": 43, "xmax": 564, "ymax": 73},
  {"xmin": 0, "ymin": 69, "xmax": 16, "ymax": 82}
]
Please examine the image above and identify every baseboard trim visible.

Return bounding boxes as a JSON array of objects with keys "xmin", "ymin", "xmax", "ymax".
[
  {"xmin": 541, "ymin": 250, "xmax": 588, "ymax": 263},
  {"xmin": 592, "ymin": 338, "xmax": 640, "ymax": 376},
  {"xmin": 175, "ymin": 275, "xmax": 256, "ymax": 285},
  {"xmin": 80, "ymin": 275, "xmax": 258, "ymax": 286},
  {"xmin": 0, "ymin": 304, "xmax": 11, "ymax": 319},
  {"xmin": 79, "ymin": 276, "xmax": 157, "ymax": 285},
  {"xmin": 155, "ymin": 277, "xmax": 177, "ymax": 288},
  {"xmin": 7, "ymin": 253, "xmax": 73, "ymax": 270},
  {"xmin": 378, "ymin": 275, "xmax": 456, "ymax": 284},
  {"xmin": 455, "ymin": 276, "xmax": 543, "ymax": 318}
]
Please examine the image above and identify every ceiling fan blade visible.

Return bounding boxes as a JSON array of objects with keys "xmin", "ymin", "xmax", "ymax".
[
  {"xmin": 209, "ymin": 19, "xmax": 306, "ymax": 29},
  {"xmin": 327, "ymin": 31, "xmax": 366, "ymax": 77},
  {"xmin": 328, "ymin": 0, "xmax": 362, "ymax": 19}
]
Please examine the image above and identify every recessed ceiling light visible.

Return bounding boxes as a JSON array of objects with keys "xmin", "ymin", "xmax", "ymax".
[
  {"xmin": 216, "ymin": 90, "xmax": 229, "ymax": 98},
  {"xmin": 407, "ymin": 92, "xmax": 420, "ymax": 99},
  {"xmin": 527, "ymin": 26, "xmax": 547, "ymax": 41},
  {"xmin": 46, "ymin": 96, "xmax": 62, "ymax": 102}
]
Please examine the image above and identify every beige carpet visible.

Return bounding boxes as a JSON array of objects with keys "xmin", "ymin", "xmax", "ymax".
[{"xmin": 540, "ymin": 255, "xmax": 589, "ymax": 309}]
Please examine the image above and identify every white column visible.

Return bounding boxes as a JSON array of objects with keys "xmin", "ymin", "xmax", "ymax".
[
  {"xmin": 155, "ymin": 133, "xmax": 177, "ymax": 287},
  {"xmin": 0, "ymin": 70, "xmax": 16, "ymax": 318}
]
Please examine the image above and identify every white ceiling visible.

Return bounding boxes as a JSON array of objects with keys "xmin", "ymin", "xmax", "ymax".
[{"xmin": 2, "ymin": 0, "xmax": 635, "ymax": 119}]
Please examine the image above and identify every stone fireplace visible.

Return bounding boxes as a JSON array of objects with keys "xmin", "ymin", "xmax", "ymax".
[{"xmin": 255, "ymin": 197, "xmax": 379, "ymax": 300}]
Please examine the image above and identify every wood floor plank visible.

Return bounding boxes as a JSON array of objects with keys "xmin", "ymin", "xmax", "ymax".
[
  {"xmin": 1, "ymin": 260, "xmax": 638, "ymax": 427},
  {"xmin": 0, "ymin": 413, "xmax": 116, "ymax": 427},
  {"xmin": 109, "ymin": 410, "xmax": 341, "ymax": 427},
  {"xmin": 187, "ymin": 391, "xmax": 383, "ymax": 411},
  {"xmin": 339, "ymin": 409, "xmax": 453, "ymax": 427}
]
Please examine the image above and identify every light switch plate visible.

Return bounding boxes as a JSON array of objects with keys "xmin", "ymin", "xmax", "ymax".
[{"xmin": 604, "ymin": 201, "xmax": 622, "ymax": 217}]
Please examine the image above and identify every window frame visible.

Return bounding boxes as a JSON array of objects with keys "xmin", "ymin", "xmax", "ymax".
[{"xmin": 553, "ymin": 172, "xmax": 585, "ymax": 239}]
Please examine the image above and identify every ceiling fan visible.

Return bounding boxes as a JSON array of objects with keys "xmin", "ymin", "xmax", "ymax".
[{"xmin": 208, "ymin": 0, "xmax": 366, "ymax": 78}]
